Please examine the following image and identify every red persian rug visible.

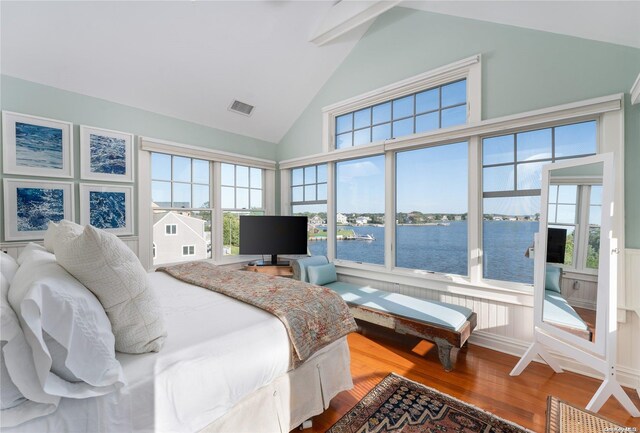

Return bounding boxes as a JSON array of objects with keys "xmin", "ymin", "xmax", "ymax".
[{"xmin": 326, "ymin": 373, "xmax": 534, "ymax": 433}]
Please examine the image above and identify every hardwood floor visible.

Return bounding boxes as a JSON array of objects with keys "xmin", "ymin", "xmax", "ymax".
[{"xmin": 307, "ymin": 328, "xmax": 640, "ymax": 432}]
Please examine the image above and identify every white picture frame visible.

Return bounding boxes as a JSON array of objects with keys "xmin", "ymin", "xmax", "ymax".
[
  {"xmin": 80, "ymin": 125, "xmax": 134, "ymax": 182},
  {"xmin": 2, "ymin": 111, "xmax": 74, "ymax": 178},
  {"xmin": 80, "ymin": 183, "xmax": 133, "ymax": 235},
  {"xmin": 3, "ymin": 178, "xmax": 75, "ymax": 241}
]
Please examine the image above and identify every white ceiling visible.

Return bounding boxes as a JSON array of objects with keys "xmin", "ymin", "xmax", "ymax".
[
  {"xmin": 2, "ymin": 1, "xmax": 638, "ymax": 144},
  {"xmin": 0, "ymin": 1, "xmax": 367, "ymax": 144},
  {"xmin": 401, "ymin": 1, "xmax": 640, "ymax": 50}
]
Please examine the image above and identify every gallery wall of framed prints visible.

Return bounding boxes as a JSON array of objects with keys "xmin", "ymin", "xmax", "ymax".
[{"xmin": 1, "ymin": 111, "xmax": 136, "ymax": 241}]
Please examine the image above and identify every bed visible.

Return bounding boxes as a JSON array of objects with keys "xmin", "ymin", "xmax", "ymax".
[{"xmin": 4, "ymin": 271, "xmax": 354, "ymax": 433}]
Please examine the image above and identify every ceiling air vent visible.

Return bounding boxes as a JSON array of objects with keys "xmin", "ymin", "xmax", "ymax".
[{"xmin": 228, "ymin": 100, "xmax": 255, "ymax": 116}]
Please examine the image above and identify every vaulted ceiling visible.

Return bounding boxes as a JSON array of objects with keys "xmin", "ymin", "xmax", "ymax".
[{"xmin": 2, "ymin": 1, "xmax": 638, "ymax": 144}]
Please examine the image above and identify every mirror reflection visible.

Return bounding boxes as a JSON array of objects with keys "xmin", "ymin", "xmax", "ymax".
[{"xmin": 541, "ymin": 162, "xmax": 603, "ymax": 343}]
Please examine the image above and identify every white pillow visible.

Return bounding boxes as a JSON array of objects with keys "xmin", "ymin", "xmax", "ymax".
[
  {"xmin": 55, "ymin": 222, "xmax": 167, "ymax": 354},
  {"xmin": 43, "ymin": 220, "xmax": 83, "ymax": 254},
  {"xmin": 8, "ymin": 245, "xmax": 126, "ymax": 399},
  {"xmin": 1, "ymin": 279, "xmax": 59, "ymax": 427},
  {"xmin": 1, "ymin": 252, "xmax": 19, "ymax": 284},
  {"xmin": 16, "ymin": 243, "xmax": 49, "ymax": 267}
]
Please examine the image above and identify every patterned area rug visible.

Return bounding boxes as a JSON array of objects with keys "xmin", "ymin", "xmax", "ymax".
[{"xmin": 327, "ymin": 373, "xmax": 534, "ymax": 433}]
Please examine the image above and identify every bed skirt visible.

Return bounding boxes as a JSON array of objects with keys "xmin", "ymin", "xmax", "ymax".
[{"xmin": 200, "ymin": 337, "xmax": 352, "ymax": 433}]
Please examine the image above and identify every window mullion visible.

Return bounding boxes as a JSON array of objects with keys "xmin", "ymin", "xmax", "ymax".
[
  {"xmin": 469, "ymin": 136, "xmax": 482, "ymax": 283},
  {"xmin": 384, "ymin": 150, "xmax": 395, "ymax": 272}
]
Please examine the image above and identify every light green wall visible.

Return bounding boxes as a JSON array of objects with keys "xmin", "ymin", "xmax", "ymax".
[
  {"xmin": 0, "ymin": 75, "xmax": 278, "ymax": 240},
  {"xmin": 277, "ymin": 8, "xmax": 640, "ymax": 247}
]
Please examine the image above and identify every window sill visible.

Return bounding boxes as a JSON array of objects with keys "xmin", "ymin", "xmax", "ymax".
[{"xmin": 334, "ymin": 260, "xmax": 535, "ymax": 307}]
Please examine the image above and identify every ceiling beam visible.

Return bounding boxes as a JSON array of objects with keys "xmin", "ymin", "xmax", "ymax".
[
  {"xmin": 631, "ymin": 73, "xmax": 640, "ymax": 105},
  {"xmin": 310, "ymin": 0, "xmax": 402, "ymax": 46}
]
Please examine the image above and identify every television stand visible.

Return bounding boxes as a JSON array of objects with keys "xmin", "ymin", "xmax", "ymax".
[
  {"xmin": 249, "ymin": 260, "xmax": 291, "ymax": 266},
  {"xmin": 243, "ymin": 264, "xmax": 293, "ymax": 278}
]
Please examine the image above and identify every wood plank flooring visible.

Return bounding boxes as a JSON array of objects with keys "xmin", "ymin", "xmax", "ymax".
[{"xmin": 306, "ymin": 328, "xmax": 640, "ymax": 432}]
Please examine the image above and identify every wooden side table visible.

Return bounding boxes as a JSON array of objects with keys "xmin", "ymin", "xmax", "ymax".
[{"xmin": 244, "ymin": 264, "xmax": 294, "ymax": 278}]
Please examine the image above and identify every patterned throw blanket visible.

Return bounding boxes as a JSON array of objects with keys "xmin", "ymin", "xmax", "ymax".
[{"xmin": 157, "ymin": 261, "xmax": 357, "ymax": 368}]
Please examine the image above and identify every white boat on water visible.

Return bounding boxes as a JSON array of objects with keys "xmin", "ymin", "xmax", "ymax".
[{"xmin": 355, "ymin": 234, "xmax": 375, "ymax": 240}]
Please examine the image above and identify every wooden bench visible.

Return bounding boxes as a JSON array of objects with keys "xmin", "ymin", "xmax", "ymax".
[{"xmin": 293, "ymin": 257, "xmax": 477, "ymax": 371}]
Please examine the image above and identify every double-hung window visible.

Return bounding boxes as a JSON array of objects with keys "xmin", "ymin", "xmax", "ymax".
[
  {"xmin": 221, "ymin": 163, "xmax": 264, "ymax": 255},
  {"xmin": 151, "ymin": 153, "xmax": 211, "ymax": 264},
  {"xmin": 151, "ymin": 153, "xmax": 212, "ymax": 265},
  {"xmin": 482, "ymin": 121, "xmax": 597, "ymax": 284},
  {"xmin": 291, "ymin": 164, "xmax": 328, "ymax": 256}
]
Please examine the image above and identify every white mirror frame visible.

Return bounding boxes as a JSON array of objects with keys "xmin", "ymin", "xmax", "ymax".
[
  {"xmin": 511, "ymin": 152, "xmax": 640, "ymax": 417},
  {"xmin": 535, "ymin": 154, "xmax": 611, "ymax": 357}
]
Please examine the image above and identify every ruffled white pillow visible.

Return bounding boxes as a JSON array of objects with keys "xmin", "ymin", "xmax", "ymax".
[
  {"xmin": 9, "ymin": 244, "xmax": 126, "ymax": 399},
  {"xmin": 0, "ymin": 251, "xmax": 19, "ymax": 284},
  {"xmin": 55, "ymin": 223, "xmax": 166, "ymax": 353},
  {"xmin": 1, "ymin": 278, "xmax": 59, "ymax": 427}
]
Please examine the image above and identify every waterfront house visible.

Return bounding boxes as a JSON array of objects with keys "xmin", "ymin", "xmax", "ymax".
[{"xmin": 1, "ymin": 2, "xmax": 639, "ymax": 431}]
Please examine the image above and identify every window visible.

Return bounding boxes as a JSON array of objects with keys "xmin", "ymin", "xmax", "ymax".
[
  {"xmin": 291, "ymin": 164, "xmax": 328, "ymax": 257},
  {"xmin": 280, "ymin": 61, "xmax": 622, "ymax": 295},
  {"xmin": 547, "ymin": 185, "xmax": 578, "ymax": 266},
  {"xmin": 587, "ymin": 186, "xmax": 601, "ymax": 269},
  {"xmin": 221, "ymin": 163, "xmax": 264, "ymax": 255},
  {"xmin": 182, "ymin": 245, "xmax": 195, "ymax": 256},
  {"xmin": 335, "ymin": 155, "xmax": 385, "ymax": 265},
  {"xmin": 396, "ymin": 142, "xmax": 468, "ymax": 275},
  {"xmin": 151, "ymin": 153, "xmax": 212, "ymax": 265},
  {"xmin": 482, "ymin": 121, "xmax": 596, "ymax": 284},
  {"xmin": 335, "ymin": 80, "xmax": 467, "ymax": 149}
]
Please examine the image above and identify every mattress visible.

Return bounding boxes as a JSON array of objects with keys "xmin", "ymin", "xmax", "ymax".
[{"xmin": 6, "ymin": 271, "xmax": 349, "ymax": 433}]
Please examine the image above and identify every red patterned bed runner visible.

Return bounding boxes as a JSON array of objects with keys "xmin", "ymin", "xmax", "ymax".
[{"xmin": 157, "ymin": 261, "xmax": 357, "ymax": 367}]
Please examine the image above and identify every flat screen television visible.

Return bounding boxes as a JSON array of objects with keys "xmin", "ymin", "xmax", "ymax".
[
  {"xmin": 239, "ymin": 215, "xmax": 308, "ymax": 265},
  {"xmin": 547, "ymin": 227, "xmax": 567, "ymax": 264}
]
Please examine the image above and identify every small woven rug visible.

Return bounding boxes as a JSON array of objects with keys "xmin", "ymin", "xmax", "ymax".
[
  {"xmin": 326, "ymin": 373, "xmax": 533, "ymax": 433},
  {"xmin": 546, "ymin": 396, "xmax": 628, "ymax": 433}
]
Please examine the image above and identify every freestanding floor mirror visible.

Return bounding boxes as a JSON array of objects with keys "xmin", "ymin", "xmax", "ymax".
[{"xmin": 510, "ymin": 153, "xmax": 639, "ymax": 417}]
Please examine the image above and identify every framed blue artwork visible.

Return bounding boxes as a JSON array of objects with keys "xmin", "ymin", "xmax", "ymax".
[
  {"xmin": 80, "ymin": 125, "xmax": 134, "ymax": 182},
  {"xmin": 3, "ymin": 178, "xmax": 75, "ymax": 240},
  {"xmin": 80, "ymin": 183, "xmax": 133, "ymax": 235},
  {"xmin": 2, "ymin": 111, "xmax": 74, "ymax": 178}
]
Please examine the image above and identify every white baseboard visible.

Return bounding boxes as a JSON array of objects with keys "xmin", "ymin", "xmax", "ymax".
[{"xmin": 469, "ymin": 330, "xmax": 640, "ymax": 389}]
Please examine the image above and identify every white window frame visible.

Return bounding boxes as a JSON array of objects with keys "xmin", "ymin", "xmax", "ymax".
[
  {"xmin": 182, "ymin": 245, "xmax": 195, "ymax": 256},
  {"xmin": 280, "ymin": 83, "xmax": 624, "ymax": 304},
  {"xmin": 321, "ymin": 54, "xmax": 482, "ymax": 154},
  {"xmin": 138, "ymin": 137, "xmax": 276, "ymax": 270},
  {"xmin": 165, "ymin": 224, "xmax": 177, "ymax": 235}
]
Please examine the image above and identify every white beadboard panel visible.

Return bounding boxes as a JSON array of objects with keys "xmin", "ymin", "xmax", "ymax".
[
  {"xmin": 1, "ymin": 237, "xmax": 139, "ymax": 259},
  {"xmin": 626, "ymin": 249, "xmax": 640, "ymax": 311},
  {"xmin": 337, "ymin": 272, "xmax": 638, "ymax": 388},
  {"xmin": 561, "ymin": 276, "xmax": 597, "ymax": 310}
]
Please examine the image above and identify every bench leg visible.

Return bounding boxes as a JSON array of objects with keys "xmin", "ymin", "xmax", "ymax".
[{"xmin": 434, "ymin": 338, "xmax": 454, "ymax": 372}]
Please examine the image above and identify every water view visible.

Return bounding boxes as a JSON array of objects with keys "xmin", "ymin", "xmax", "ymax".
[{"xmin": 308, "ymin": 221, "xmax": 538, "ymax": 284}]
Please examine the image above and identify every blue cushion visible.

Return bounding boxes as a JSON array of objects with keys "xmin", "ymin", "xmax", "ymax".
[
  {"xmin": 325, "ymin": 281, "xmax": 473, "ymax": 331},
  {"xmin": 307, "ymin": 263, "xmax": 338, "ymax": 286},
  {"xmin": 545, "ymin": 265, "xmax": 562, "ymax": 293},
  {"xmin": 292, "ymin": 256, "xmax": 329, "ymax": 283},
  {"xmin": 543, "ymin": 290, "xmax": 589, "ymax": 331}
]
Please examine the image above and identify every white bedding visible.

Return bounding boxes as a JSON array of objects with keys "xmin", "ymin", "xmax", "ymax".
[{"xmin": 6, "ymin": 271, "xmax": 348, "ymax": 433}]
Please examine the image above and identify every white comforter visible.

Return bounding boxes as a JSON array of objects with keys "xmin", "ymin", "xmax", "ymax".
[{"xmin": 7, "ymin": 272, "xmax": 293, "ymax": 433}]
